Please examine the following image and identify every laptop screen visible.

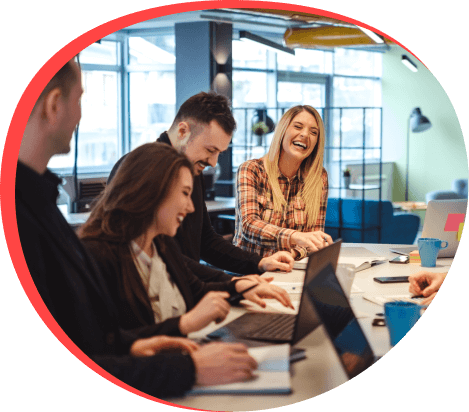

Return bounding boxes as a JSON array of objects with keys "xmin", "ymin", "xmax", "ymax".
[
  {"xmin": 305, "ymin": 263, "xmax": 375, "ymax": 379},
  {"xmin": 291, "ymin": 240, "xmax": 342, "ymax": 344}
]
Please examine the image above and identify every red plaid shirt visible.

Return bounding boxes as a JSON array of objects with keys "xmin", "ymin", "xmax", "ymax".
[{"xmin": 233, "ymin": 158, "xmax": 329, "ymax": 258}]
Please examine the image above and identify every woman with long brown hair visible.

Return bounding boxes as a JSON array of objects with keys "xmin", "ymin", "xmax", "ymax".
[
  {"xmin": 79, "ymin": 142, "xmax": 292, "ymax": 336},
  {"xmin": 233, "ymin": 105, "xmax": 333, "ymax": 260}
]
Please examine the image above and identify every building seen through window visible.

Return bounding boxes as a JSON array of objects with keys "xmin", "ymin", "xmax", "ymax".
[{"xmin": 49, "ymin": 32, "xmax": 383, "ymax": 197}]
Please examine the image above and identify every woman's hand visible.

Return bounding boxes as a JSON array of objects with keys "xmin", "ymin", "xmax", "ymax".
[
  {"xmin": 235, "ymin": 279, "xmax": 294, "ymax": 309},
  {"xmin": 179, "ymin": 291, "xmax": 231, "ymax": 335},
  {"xmin": 258, "ymin": 251, "xmax": 294, "ymax": 272},
  {"xmin": 130, "ymin": 336, "xmax": 200, "ymax": 357},
  {"xmin": 290, "ymin": 231, "xmax": 333, "ymax": 253}
]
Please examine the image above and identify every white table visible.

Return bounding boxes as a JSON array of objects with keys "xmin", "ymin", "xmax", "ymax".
[{"xmin": 169, "ymin": 243, "xmax": 453, "ymax": 410}]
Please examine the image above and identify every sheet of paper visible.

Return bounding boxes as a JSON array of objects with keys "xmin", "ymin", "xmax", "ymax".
[
  {"xmin": 362, "ymin": 293, "xmax": 421, "ymax": 306},
  {"xmin": 249, "ymin": 344, "xmax": 290, "ymax": 371},
  {"xmin": 351, "ymin": 284, "xmax": 363, "ymax": 294}
]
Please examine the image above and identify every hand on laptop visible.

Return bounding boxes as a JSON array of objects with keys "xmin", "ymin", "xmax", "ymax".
[
  {"xmin": 258, "ymin": 251, "xmax": 294, "ymax": 273},
  {"xmin": 235, "ymin": 279, "xmax": 294, "ymax": 309},
  {"xmin": 130, "ymin": 335, "xmax": 200, "ymax": 357},
  {"xmin": 408, "ymin": 271, "xmax": 447, "ymax": 304}
]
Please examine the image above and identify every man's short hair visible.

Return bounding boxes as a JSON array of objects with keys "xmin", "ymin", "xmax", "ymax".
[
  {"xmin": 172, "ymin": 92, "xmax": 236, "ymax": 136},
  {"xmin": 33, "ymin": 60, "xmax": 79, "ymax": 111}
]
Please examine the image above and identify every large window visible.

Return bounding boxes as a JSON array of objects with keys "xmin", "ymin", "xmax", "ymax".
[
  {"xmin": 49, "ymin": 41, "xmax": 121, "ymax": 172},
  {"xmin": 128, "ymin": 34, "xmax": 176, "ymax": 150},
  {"xmin": 232, "ymin": 42, "xmax": 383, "ymax": 181},
  {"xmin": 50, "ymin": 29, "xmax": 382, "ymax": 191},
  {"xmin": 49, "ymin": 34, "xmax": 176, "ymax": 174}
]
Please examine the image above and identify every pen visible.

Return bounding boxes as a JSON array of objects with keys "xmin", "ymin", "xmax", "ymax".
[{"xmin": 227, "ymin": 284, "xmax": 258, "ymax": 304}]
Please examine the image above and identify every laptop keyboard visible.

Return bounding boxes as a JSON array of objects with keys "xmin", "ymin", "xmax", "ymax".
[{"xmin": 242, "ymin": 313, "xmax": 296, "ymax": 342}]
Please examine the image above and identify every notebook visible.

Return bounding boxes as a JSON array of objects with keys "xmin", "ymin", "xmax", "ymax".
[
  {"xmin": 390, "ymin": 199, "xmax": 467, "ymax": 258},
  {"xmin": 187, "ymin": 344, "xmax": 291, "ymax": 394},
  {"xmin": 304, "ymin": 261, "xmax": 380, "ymax": 379},
  {"xmin": 207, "ymin": 240, "xmax": 342, "ymax": 344},
  {"xmin": 295, "ymin": 246, "xmax": 386, "ymax": 272}
]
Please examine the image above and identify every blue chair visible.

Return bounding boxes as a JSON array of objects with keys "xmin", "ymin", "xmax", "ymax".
[
  {"xmin": 325, "ymin": 198, "xmax": 420, "ymax": 244},
  {"xmin": 425, "ymin": 178, "xmax": 467, "ymax": 203},
  {"xmin": 452, "ymin": 179, "xmax": 468, "ymax": 198}
]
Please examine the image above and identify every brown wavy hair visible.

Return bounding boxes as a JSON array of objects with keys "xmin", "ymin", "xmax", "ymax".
[
  {"xmin": 79, "ymin": 142, "xmax": 194, "ymax": 243},
  {"xmin": 78, "ymin": 143, "xmax": 194, "ymax": 324}
]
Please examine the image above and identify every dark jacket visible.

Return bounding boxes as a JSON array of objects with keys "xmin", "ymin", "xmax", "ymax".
[
  {"xmin": 15, "ymin": 161, "xmax": 196, "ymax": 398},
  {"xmin": 82, "ymin": 235, "xmax": 237, "ymax": 333},
  {"xmin": 108, "ymin": 132, "xmax": 262, "ymax": 279}
]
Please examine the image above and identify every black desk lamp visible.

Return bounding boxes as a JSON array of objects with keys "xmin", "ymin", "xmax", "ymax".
[{"xmin": 405, "ymin": 107, "xmax": 432, "ymax": 201}]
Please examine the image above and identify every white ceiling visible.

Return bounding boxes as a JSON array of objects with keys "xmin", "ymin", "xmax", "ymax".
[
  {"xmin": 118, "ymin": 8, "xmax": 389, "ymax": 52},
  {"xmin": 124, "ymin": 9, "xmax": 307, "ymax": 35}
]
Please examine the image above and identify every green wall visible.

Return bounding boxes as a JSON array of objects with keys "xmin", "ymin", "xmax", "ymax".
[{"xmin": 382, "ymin": 45, "xmax": 468, "ymax": 204}]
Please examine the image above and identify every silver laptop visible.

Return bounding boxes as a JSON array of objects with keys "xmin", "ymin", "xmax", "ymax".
[
  {"xmin": 421, "ymin": 199, "xmax": 467, "ymax": 257},
  {"xmin": 390, "ymin": 199, "xmax": 467, "ymax": 258}
]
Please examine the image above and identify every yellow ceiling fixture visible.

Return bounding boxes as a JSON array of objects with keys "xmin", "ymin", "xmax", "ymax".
[
  {"xmin": 227, "ymin": 8, "xmax": 391, "ymax": 50},
  {"xmin": 284, "ymin": 26, "xmax": 385, "ymax": 49}
]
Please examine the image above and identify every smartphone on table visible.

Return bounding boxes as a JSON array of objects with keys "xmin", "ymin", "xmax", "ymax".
[
  {"xmin": 389, "ymin": 255, "xmax": 409, "ymax": 264},
  {"xmin": 373, "ymin": 276, "xmax": 409, "ymax": 284}
]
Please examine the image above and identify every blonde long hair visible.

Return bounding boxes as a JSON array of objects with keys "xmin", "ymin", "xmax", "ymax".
[{"xmin": 264, "ymin": 105, "xmax": 325, "ymax": 228}]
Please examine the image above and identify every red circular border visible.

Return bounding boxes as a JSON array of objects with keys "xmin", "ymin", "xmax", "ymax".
[{"xmin": 1, "ymin": 1, "xmax": 418, "ymax": 409}]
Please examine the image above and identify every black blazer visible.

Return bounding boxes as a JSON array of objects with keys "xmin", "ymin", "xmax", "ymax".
[
  {"xmin": 82, "ymin": 235, "xmax": 237, "ymax": 334},
  {"xmin": 15, "ymin": 162, "xmax": 196, "ymax": 398}
]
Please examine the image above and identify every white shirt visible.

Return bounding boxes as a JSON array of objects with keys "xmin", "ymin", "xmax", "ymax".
[{"xmin": 130, "ymin": 240, "xmax": 187, "ymax": 323}]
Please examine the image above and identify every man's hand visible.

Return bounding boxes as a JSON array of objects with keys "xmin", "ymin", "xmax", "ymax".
[
  {"xmin": 130, "ymin": 336, "xmax": 200, "ymax": 357},
  {"xmin": 408, "ymin": 271, "xmax": 447, "ymax": 298},
  {"xmin": 191, "ymin": 343, "xmax": 258, "ymax": 386},
  {"xmin": 235, "ymin": 279, "xmax": 294, "ymax": 309},
  {"xmin": 258, "ymin": 251, "xmax": 294, "ymax": 273},
  {"xmin": 290, "ymin": 231, "xmax": 333, "ymax": 253}
]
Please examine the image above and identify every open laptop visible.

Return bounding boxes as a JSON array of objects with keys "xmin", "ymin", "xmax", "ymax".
[
  {"xmin": 305, "ymin": 261, "xmax": 380, "ymax": 379},
  {"xmin": 207, "ymin": 239, "xmax": 342, "ymax": 345},
  {"xmin": 390, "ymin": 199, "xmax": 467, "ymax": 258}
]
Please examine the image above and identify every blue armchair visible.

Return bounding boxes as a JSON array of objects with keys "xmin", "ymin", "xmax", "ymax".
[
  {"xmin": 426, "ymin": 178, "xmax": 468, "ymax": 202},
  {"xmin": 325, "ymin": 198, "xmax": 420, "ymax": 244}
]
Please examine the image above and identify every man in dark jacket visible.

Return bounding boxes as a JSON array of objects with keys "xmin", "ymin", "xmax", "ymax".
[
  {"xmin": 15, "ymin": 58, "xmax": 257, "ymax": 399},
  {"xmin": 109, "ymin": 92, "xmax": 294, "ymax": 282}
]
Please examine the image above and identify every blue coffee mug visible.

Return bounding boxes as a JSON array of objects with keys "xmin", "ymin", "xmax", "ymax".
[
  {"xmin": 384, "ymin": 301, "xmax": 422, "ymax": 346},
  {"xmin": 418, "ymin": 238, "xmax": 448, "ymax": 267}
]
